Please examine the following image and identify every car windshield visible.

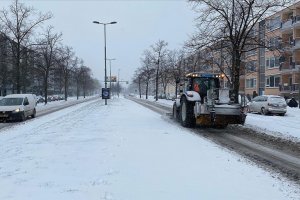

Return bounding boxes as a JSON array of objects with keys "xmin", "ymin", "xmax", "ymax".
[
  {"xmin": 269, "ymin": 97, "xmax": 286, "ymax": 104},
  {"xmin": 0, "ymin": 98, "xmax": 24, "ymax": 106}
]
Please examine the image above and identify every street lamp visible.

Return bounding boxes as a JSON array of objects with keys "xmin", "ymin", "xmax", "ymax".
[
  {"xmin": 93, "ymin": 20, "xmax": 117, "ymax": 105},
  {"xmin": 107, "ymin": 58, "xmax": 116, "ymax": 92}
]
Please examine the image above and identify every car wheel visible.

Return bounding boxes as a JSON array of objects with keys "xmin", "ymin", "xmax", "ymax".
[
  {"xmin": 261, "ymin": 107, "xmax": 268, "ymax": 115},
  {"xmin": 20, "ymin": 112, "xmax": 26, "ymax": 122},
  {"xmin": 31, "ymin": 109, "xmax": 36, "ymax": 118},
  {"xmin": 246, "ymin": 106, "xmax": 251, "ymax": 113},
  {"xmin": 180, "ymin": 97, "xmax": 195, "ymax": 128},
  {"xmin": 279, "ymin": 113, "xmax": 285, "ymax": 116}
]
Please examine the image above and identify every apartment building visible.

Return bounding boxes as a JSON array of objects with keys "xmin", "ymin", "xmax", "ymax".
[{"xmin": 244, "ymin": 2, "xmax": 300, "ymax": 99}]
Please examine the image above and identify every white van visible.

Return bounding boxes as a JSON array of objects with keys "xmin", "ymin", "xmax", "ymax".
[{"xmin": 0, "ymin": 94, "xmax": 37, "ymax": 121}]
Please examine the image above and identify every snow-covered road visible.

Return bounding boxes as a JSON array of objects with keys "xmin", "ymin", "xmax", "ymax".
[{"xmin": 0, "ymin": 97, "xmax": 299, "ymax": 200}]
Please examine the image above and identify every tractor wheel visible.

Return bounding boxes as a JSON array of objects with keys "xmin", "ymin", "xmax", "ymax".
[{"xmin": 180, "ymin": 97, "xmax": 195, "ymax": 128}]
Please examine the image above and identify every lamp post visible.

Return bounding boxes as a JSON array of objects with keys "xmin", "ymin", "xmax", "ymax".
[
  {"xmin": 93, "ymin": 20, "xmax": 117, "ymax": 105},
  {"xmin": 107, "ymin": 58, "xmax": 116, "ymax": 92}
]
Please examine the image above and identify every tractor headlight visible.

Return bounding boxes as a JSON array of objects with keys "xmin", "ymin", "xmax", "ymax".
[{"xmin": 12, "ymin": 108, "xmax": 20, "ymax": 113}]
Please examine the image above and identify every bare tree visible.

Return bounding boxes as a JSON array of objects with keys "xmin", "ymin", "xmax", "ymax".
[
  {"xmin": 187, "ymin": 0, "xmax": 291, "ymax": 102},
  {"xmin": 167, "ymin": 49, "xmax": 185, "ymax": 96},
  {"xmin": 0, "ymin": 0, "xmax": 52, "ymax": 93},
  {"xmin": 0, "ymin": 34, "xmax": 11, "ymax": 96},
  {"xmin": 56, "ymin": 46, "xmax": 76, "ymax": 101},
  {"xmin": 150, "ymin": 40, "xmax": 168, "ymax": 101},
  {"xmin": 159, "ymin": 58, "xmax": 172, "ymax": 96},
  {"xmin": 80, "ymin": 66, "xmax": 91, "ymax": 98},
  {"xmin": 132, "ymin": 69, "xmax": 144, "ymax": 99},
  {"xmin": 34, "ymin": 26, "xmax": 62, "ymax": 104},
  {"xmin": 73, "ymin": 59, "xmax": 85, "ymax": 100},
  {"xmin": 140, "ymin": 50, "xmax": 155, "ymax": 99}
]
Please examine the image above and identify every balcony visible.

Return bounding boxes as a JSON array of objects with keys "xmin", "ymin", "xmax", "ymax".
[
  {"xmin": 281, "ymin": 19, "xmax": 293, "ymax": 32},
  {"xmin": 279, "ymin": 83, "xmax": 300, "ymax": 93},
  {"xmin": 293, "ymin": 39, "xmax": 300, "ymax": 50},
  {"xmin": 279, "ymin": 61, "xmax": 300, "ymax": 73},
  {"xmin": 281, "ymin": 40, "xmax": 294, "ymax": 51},
  {"xmin": 293, "ymin": 15, "xmax": 300, "ymax": 27}
]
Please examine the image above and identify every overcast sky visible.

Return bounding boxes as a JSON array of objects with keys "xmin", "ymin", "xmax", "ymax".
[{"xmin": 2, "ymin": 0, "xmax": 198, "ymax": 86}]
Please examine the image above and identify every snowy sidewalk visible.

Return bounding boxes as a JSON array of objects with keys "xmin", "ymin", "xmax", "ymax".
[{"xmin": 0, "ymin": 98, "xmax": 299, "ymax": 200}]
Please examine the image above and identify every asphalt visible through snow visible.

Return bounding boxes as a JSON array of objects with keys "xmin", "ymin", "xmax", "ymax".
[{"xmin": 128, "ymin": 96, "xmax": 300, "ymax": 184}]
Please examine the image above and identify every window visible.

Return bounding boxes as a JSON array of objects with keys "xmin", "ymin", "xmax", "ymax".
[
  {"xmin": 246, "ymin": 61, "xmax": 256, "ymax": 72},
  {"xmin": 24, "ymin": 97, "xmax": 29, "ymax": 105},
  {"xmin": 266, "ymin": 58, "xmax": 270, "ymax": 68},
  {"xmin": 266, "ymin": 57, "xmax": 280, "ymax": 68},
  {"xmin": 268, "ymin": 16, "xmax": 281, "ymax": 31},
  {"xmin": 246, "ymin": 78, "xmax": 256, "ymax": 88},
  {"xmin": 268, "ymin": 37, "xmax": 280, "ymax": 48},
  {"xmin": 270, "ymin": 57, "xmax": 275, "ymax": 68},
  {"xmin": 266, "ymin": 75, "xmax": 280, "ymax": 87},
  {"xmin": 289, "ymin": 56, "xmax": 294, "ymax": 66},
  {"xmin": 289, "ymin": 35, "xmax": 294, "ymax": 45}
]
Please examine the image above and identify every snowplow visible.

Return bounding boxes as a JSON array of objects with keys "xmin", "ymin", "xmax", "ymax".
[{"xmin": 172, "ymin": 72, "xmax": 247, "ymax": 128}]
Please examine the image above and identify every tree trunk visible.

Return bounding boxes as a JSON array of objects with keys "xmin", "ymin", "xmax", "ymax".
[
  {"xmin": 16, "ymin": 49, "xmax": 21, "ymax": 94},
  {"xmin": 146, "ymin": 81, "xmax": 149, "ymax": 99},
  {"xmin": 76, "ymin": 79, "xmax": 79, "ymax": 100},
  {"xmin": 155, "ymin": 68, "xmax": 159, "ymax": 101},
  {"xmin": 232, "ymin": 50, "xmax": 241, "ymax": 103},
  {"xmin": 64, "ymin": 79, "xmax": 68, "ymax": 101},
  {"xmin": 44, "ymin": 72, "xmax": 49, "ymax": 105},
  {"xmin": 64, "ymin": 73, "xmax": 68, "ymax": 101},
  {"xmin": 138, "ymin": 78, "xmax": 142, "ymax": 99},
  {"xmin": 163, "ymin": 83, "xmax": 167, "ymax": 96}
]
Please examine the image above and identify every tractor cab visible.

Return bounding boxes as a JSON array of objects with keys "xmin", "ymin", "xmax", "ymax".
[{"xmin": 184, "ymin": 72, "xmax": 221, "ymax": 103}]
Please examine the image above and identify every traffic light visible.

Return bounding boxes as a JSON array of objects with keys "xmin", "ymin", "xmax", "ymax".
[{"xmin": 110, "ymin": 76, "xmax": 117, "ymax": 82}]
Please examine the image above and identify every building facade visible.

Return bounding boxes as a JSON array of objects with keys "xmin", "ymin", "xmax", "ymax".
[{"xmin": 244, "ymin": 2, "xmax": 300, "ymax": 99}]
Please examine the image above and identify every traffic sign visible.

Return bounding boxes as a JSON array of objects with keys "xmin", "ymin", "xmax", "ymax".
[{"xmin": 102, "ymin": 88, "xmax": 110, "ymax": 99}]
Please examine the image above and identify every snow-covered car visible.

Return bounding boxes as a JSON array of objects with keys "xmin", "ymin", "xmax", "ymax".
[{"xmin": 248, "ymin": 95, "xmax": 287, "ymax": 116}]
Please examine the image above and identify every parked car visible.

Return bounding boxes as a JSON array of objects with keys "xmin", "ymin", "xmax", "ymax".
[
  {"xmin": 248, "ymin": 95, "xmax": 287, "ymax": 116},
  {"xmin": 58, "ymin": 95, "xmax": 64, "ymax": 100},
  {"xmin": 166, "ymin": 94, "xmax": 176, "ymax": 100},
  {"xmin": 0, "ymin": 94, "xmax": 37, "ymax": 122},
  {"xmin": 36, "ymin": 96, "xmax": 45, "ymax": 103},
  {"xmin": 47, "ymin": 96, "xmax": 53, "ymax": 102},
  {"xmin": 286, "ymin": 97, "xmax": 299, "ymax": 107}
]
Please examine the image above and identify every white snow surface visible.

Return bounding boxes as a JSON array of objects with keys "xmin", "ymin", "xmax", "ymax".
[
  {"xmin": 0, "ymin": 97, "xmax": 299, "ymax": 200},
  {"xmin": 140, "ymin": 95, "xmax": 300, "ymax": 142}
]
